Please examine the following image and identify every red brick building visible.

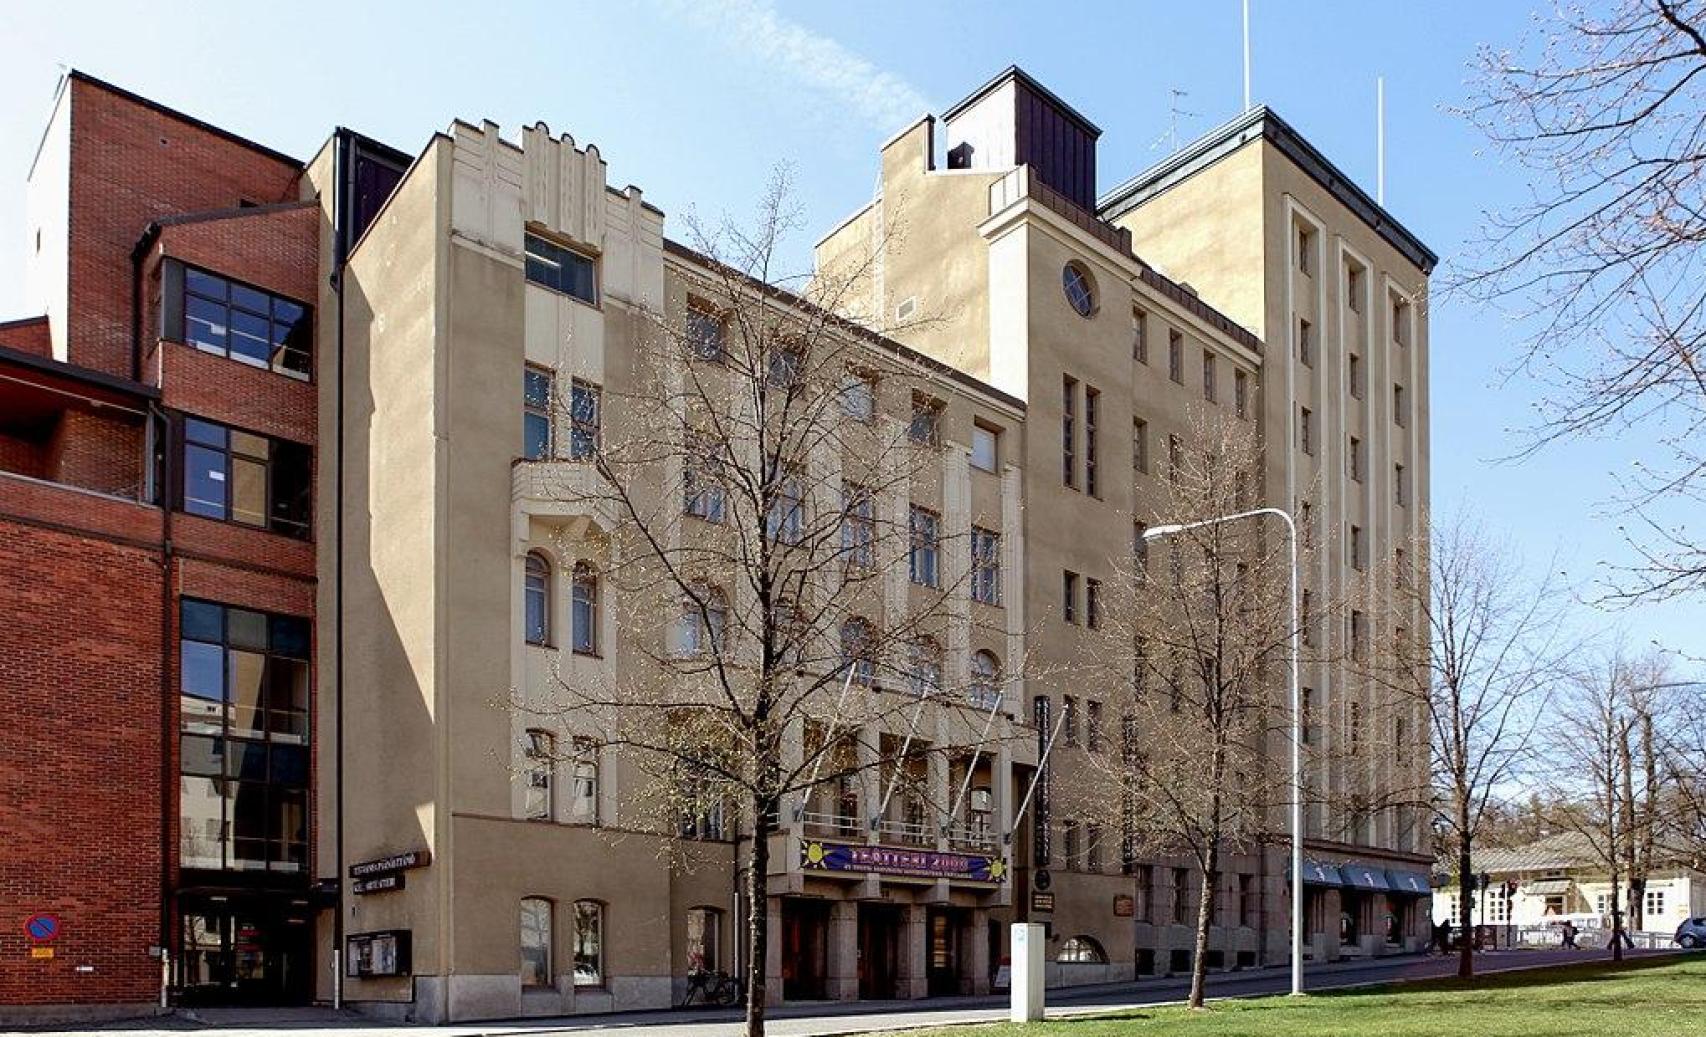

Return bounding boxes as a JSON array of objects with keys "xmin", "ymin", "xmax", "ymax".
[{"xmin": 0, "ymin": 72, "xmax": 346, "ymax": 1021}]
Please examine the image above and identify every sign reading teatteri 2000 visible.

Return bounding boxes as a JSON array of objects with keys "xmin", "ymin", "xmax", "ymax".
[{"xmin": 801, "ymin": 841, "xmax": 1007, "ymax": 882}]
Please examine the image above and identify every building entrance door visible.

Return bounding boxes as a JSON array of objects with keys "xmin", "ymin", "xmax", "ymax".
[
  {"xmin": 781, "ymin": 899, "xmax": 830, "ymax": 1001},
  {"xmin": 926, "ymin": 908, "xmax": 961, "ymax": 996},
  {"xmin": 857, "ymin": 904, "xmax": 900, "ymax": 1000},
  {"xmin": 177, "ymin": 895, "xmax": 312, "ymax": 1006}
]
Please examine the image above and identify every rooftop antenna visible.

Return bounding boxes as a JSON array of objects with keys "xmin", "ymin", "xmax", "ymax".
[
  {"xmin": 1152, "ymin": 88, "xmax": 1201, "ymax": 153},
  {"xmin": 1242, "ymin": 0, "xmax": 1252, "ymax": 111},
  {"xmin": 1377, "ymin": 76, "xmax": 1386, "ymax": 205}
]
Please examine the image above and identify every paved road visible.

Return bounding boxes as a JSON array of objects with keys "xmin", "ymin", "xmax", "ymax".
[{"xmin": 43, "ymin": 948, "xmax": 1688, "ymax": 1037}]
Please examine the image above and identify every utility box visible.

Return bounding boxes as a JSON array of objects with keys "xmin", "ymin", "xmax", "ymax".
[{"xmin": 1010, "ymin": 922, "xmax": 1045, "ymax": 1022}]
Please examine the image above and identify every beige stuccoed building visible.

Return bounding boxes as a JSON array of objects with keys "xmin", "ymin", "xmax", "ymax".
[{"xmin": 312, "ymin": 67, "xmax": 1435, "ymax": 1022}]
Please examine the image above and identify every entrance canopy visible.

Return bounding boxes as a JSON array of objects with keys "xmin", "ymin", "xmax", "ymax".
[
  {"xmin": 1523, "ymin": 877, "xmax": 1573, "ymax": 896},
  {"xmin": 1342, "ymin": 863, "xmax": 1391, "ymax": 891},
  {"xmin": 1289, "ymin": 858, "xmax": 1345, "ymax": 887},
  {"xmin": 1385, "ymin": 869, "xmax": 1432, "ymax": 895}
]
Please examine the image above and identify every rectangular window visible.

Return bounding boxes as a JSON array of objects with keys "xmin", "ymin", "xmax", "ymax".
[
  {"xmin": 180, "ymin": 417, "xmax": 311, "ymax": 539},
  {"xmin": 1132, "ymin": 308, "xmax": 1148, "ymax": 363},
  {"xmin": 1299, "ymin": 407, "xmax": 1313, "ymax": 456},
  {"xmin": 524, "ymin": 730, "xmax": 554, "ymax": 820},
  {"xmin": 971, "ymin": 526, "xmax": 1001, "ymax": 606},
  {"xmin": 841, "ymin": 484, "xmax": 875, "ymax": 570},
  {"xmin": 1063, "ymin": 570, "xmax": 1079, "ymax": 624},
  {"xmin": 909, "ymin": 393, "xmax": 943, "ymax": 447},
  {"xmin": 1062, "ymin": 375, "xmax": 1077, "ymax": 488},
  {"xmin": 686, "ymin": 302, "xmax": 726, "ymax": 361},
  {"xmin": 1239, "ymin": 873, "xmax": 1257, "ymax": 927},
  {"xmin": 1349, "ymin": 436, "xmax": 1364, "ymax": 482},
  {"xmin": 1132, "ymin": 418, "xmax": 1149, "ymax": 475},
  {"xmin": 1301, "ymin": 589, "xmax": 1315, "ymax": 647},
  {"xmin": 179, "ymin": 265, "xmax": 313, "ymax": 379},
  {"xmin": 1350, "ymin": 610, "xmax": 1367, "ymax": 661},
  {"xmin": 178, "ymin": 598, "xmax": 310, "ymax": 874},
  {"xmin": 1297, "ymin": 226, "xmax": 1314, "ymax": 275},
  {"xmin": 1202, "ymin": 351, "xmax": 1216, "ymax": 403},
  {"xmin": 568, "ymin": 379, "xmax": 600, "ymax": 460},
  {"xmin": 1168, "ymin": 329, "xmax": 1184, "ymax": 383},
  {"xmin": 1395, "ymin": 463, "xmax": 1408, "ymax": 507},
  {"xmin": 971, "ymin": 423, "xmax": 999, "ymax": 472},
  {"xmin": 1135, "ymin": 865, "xmax": 1154, "ymax": 921},
  {"xmin": 1298, "ymin": 318, "xmax": 1315, "ymax": 367},
  {"xmin": 1234, "ymin": 370, "xmax": 1249, "ymax": 419},
  {"xmin": 524, "ymin": 367, "xmax": 553, "ymax": 460},
  {"xmin": 1132, "ymin": 521, "xmax": 1149, "ymax": 578},
  {"xmin": 1646, "ymin": 889, "xmax": 1666, "ymax": 919},
  {"xmin": 525, "ymin": 232, "xmax": 598, "ymax": 304},
  {"xmin": 1168, "ymin": 434, "xmax": 1183, "ymax": 483},
  {"xmin": 1086, "ymin": 700, "xmax": 1103, "ymax": 752},
  {"xmin": 840, "ymin": 371, "xmax": 877, "ymax": 423},
  {"xmin": 1302, "ymin": 687, "xmax": 1316, "ymax": 745},
  {"xmin": 1394, "ymin": 383, "xmax": 1408, "ymax": 427},
  {"xmin": 1349, "ymin": 354, "xmax": 1364, "ymax": 399},
  {"xmin": 909, "ymin": 506, "xmax": 940, "ymax": 587},
  {"xmin": 1298, "ymin": 499, "xmax": 1313, "ymax": 549},
  {"xmin": 569, "ymin": 738, "xmax": 599, "ymax": 822},
  {"xmin": 1350, "ymin": 525, "xmax": 1365, "ymax": 571},
  {"xmin": 1349, "ymin": 700, "xmax": 1364, "ymax": 753},
  {"xmin": 1084, "ymin": 386, "xmax": 1100, "ymax": 496},
  {"xmin": 1086, "ymin": 577, "xmax": 1103, "ymax": 629},
  {"xmin": 1347, "ymin": 266, "xmax": 1364, "ymax": 312},
  {"xmin": 766, "ymin": 470, "xmax": 805, "ymax": 545},
  {"xmin": 1174, "ymin": 867, "xmax": 1191, "ymax": 923},
  {"xmin": 683, "ymin": 433, "xmax": 726, "ymax": 522},
  {"xmin": 1063, "ymin": 696, "xmax": 1079, "ymax": 747},
  {"xmin": 1392, "ymin": 297, "xmax": 1410, "ymax": 347}
]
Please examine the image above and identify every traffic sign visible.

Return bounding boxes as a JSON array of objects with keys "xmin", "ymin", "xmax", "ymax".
[{"xmin": 24, "ymin": 914, "xmax": 60, "ymax": 944}]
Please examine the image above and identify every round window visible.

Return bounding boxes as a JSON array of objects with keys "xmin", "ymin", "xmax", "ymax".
[{"xmin": 1062, "ymin": 262, "xmax": 1096, "ymax": 317}]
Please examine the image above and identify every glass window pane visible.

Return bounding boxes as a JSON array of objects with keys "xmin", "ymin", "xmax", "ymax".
[
  {"xmin": 271, "ymin": 788, "xmax": 307, "ymax": 872},
  {"xmin": 520, "ymin": 899, "xmax": 552, "ymax": 987},
  {"xmin": 181, "ymin": 640, "xmax": 227, "ymax": 701},
  {"xmin": 229, "ymin": 781, "xmax": 268, "ymax": 870},
  {"xmin": 184, "ymin": 444, "xmax": 228, "ymax": 519},
  {"xmin": 524, "ymin": 369, "xmax": 552, "ymax": 408},
  {"xmin": 179, "ymin": 775, "xmax": 227, "ymax": 870},
  {"xmin": 229, "ymin": 430, "xmax": 269, "ymax": 460},
  {"xmin": 265, "ymin": 658, "xmax": 310, "ymax": 741},
  {"xmin": 226, "ymin": 739, "xmax": 269, "ymax": 781},
  {"xmin": 185, "ymin": 268, "xmax": 228, "ymax": 300},
  {"xmin": 229, "ymin": 282, "xmax": 271, "ymax": 315},
  {"xmin": 227, "ymin": 609, "xmax": 268, "ymax": 650},
  {"xmin": 228, "ymin": 309, "xmax": 272, "ymax": 367},
  {"xmin": 181, "ymin": 600, "xmax": 224, "ymax": 643},
  {"xmin": 269, "ymin": 615, "xmax": 310, "ymax": 659},
  {"xmin": 185, "ymin": 295, "xmax": 229, "ymax": 355},
  {"xmin": 230, "ymin": 457, "xmax": 267, "ymax": 527},
  {"xmin": 272, "ymin": 305, "xmax": 313, "ymax": 376},
  {"xmin": 524, "ymin": 413, "xmax": 550, "ymax": 461},
  {"xmin": 269, "ymin": 440, "xmax": 312, "ymax": 538},
  {"xmin": 573, "ymin": 901, "xmax": 602, "ymax": 986},
  {"xmin": 227, "ymin": 650, "xmax": 266, "ymax": 737},
  {"xmin": 269, "ymin": 744, "xmax": 308, "ymax": 787},
  {"xmin": 185, "ymin": 418, "xmax": 227, "ymax": 448},
  {"xmin": 181, "ymin": 735, "xmax": 225, "ymax": 777}
]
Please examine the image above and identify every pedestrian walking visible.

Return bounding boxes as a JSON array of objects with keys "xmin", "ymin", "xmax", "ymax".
[{"xmin": 1560, "ymin": 920, "xmax": 1578, "ymax": 949}]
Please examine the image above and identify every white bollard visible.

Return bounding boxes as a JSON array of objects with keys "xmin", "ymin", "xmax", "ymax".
[{"xmin": 1010, "ymin": 923, "xmax": 1045, "ymax": 1022}]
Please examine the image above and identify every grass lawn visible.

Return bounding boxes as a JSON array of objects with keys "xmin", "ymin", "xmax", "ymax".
[{"xmin": 933, "ymin": 956, "xmax": 1706, "ymax": 1037}]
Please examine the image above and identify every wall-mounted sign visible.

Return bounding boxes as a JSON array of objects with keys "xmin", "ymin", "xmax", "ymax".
[
  {"xmin": 349, "ymin": 849, "xmax": 431, "ymax": 879},
  {"xmin": 24, "ymin": 913, "xmax": 60, "ymax": 944},
  {"xmin": 800, "ymin": 841, "xmax": 1007, "ymax": 883},
  {"xmin": 346, "ymin": 930, "xmax": 412, "ymax": 978},
  {"xmin": 1113, "ymin": 894, "xmax": 1135, "ymax": 917},
  {"xmin": 1031, "ymin": 892, "xmax": 1055, "ymax": 913},
  {"xmin": 353, "ymin": 874, "xmax": 404, "ymax": 895}
]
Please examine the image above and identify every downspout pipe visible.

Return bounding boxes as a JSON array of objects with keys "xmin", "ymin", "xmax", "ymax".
[{"xmin": 330, "ymin": 127, "xmax": 351, "ymax": 1012}]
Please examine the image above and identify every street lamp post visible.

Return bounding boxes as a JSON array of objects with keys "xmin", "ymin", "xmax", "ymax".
[{"xmin": 1141, "ymin": 506, "xmax": 1304, "ymax": 996}]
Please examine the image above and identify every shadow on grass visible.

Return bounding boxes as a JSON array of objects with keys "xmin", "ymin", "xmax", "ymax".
[{"xmin": 1311, "ymin": 954, "xmax": 1695, "ymax": 1001}]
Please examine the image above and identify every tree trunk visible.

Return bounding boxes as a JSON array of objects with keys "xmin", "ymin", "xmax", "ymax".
[
  {"xmin": 744, "ymin": 798, "xmax": 772, "ymax": 1037},
  {"xmin": 1188, "ymin": 847, "xmax": 1220, "ymax": 1009},
  {"xmin": 1457, "ymin": 811, "xmax": 1475, "ymax": 978}
]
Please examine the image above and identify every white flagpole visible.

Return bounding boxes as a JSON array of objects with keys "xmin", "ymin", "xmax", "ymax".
[
  {"xmin": 793, "ymin": 664, "xmax": 857, "ymax": 821},
  {"xmin": 1377, "ymin": 76, "xmax": 1386, "ymax": 206},
  {"xmin": 1242, "ymin": 0, "xmax": 1252, "ymax": 111},
  {"xmin": 1004, "ymin": 710, "xmax": 1068, "ymax": 842},
  {"xmin": 943, "ymin": 691, "xmax": 1007, "ymax": 834}
]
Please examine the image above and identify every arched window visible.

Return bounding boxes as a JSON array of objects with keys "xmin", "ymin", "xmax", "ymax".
[
  {"xmin": 840, "ymin": 617, "xmax": 876, "ymax": 685},
  {"xmin": 523, "ymin": 729, "xmax": 554, "ymax": 820},
  {"xmin": 1057, "ymin": 935, "xmax": 1107, "ymax": 963},
  {"xmin": 970, "ymin": 650, "xmax": 1001, "ymax": 710},
  {"xmin": 908, "ymin": 637, "xmax": 942, "ymax": 698},
  {"xmin": 573, "ymin": 900, "xmax": 604, "ymax": 987},
  {"xmin": 519, "ymin": 897, "xmax": 553, "ymax": 987},
  {"xmin": 674, "ymin": 583, "xmax": 728, "ymax": 656},
  {"xmin": 571, "ymin": 562, "xmax": 599, "ymax": 655},
  {"xmin": 524, "ymin": 553, "xmax": 552, "ymax": 646}
]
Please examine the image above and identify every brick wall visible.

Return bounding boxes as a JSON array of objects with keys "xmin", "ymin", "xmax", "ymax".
[
  {"xmin": 0, "ymin": 517, "xmax": 165, "ymax": 1005},
  {"xmin": 64, "ymin": 76, "xmax": 303, "ymax": 379},
  {"xmin": 44, "ymin": 410, "xmax": 148, "ymax": 499},
  {"xmin": 0, "ymin": 317, "xmax": 52, "ymax": 356}
]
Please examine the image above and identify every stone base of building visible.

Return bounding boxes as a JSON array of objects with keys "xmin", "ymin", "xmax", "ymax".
[{"xmin": 0, "ymin": 1002, "xmax": 167, "ymax": 1027}]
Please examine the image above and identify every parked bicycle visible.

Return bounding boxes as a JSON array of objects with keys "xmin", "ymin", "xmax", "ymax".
[{"xmin": 682, "ymin": 967, "xmax": 741, "ymax": 1006}]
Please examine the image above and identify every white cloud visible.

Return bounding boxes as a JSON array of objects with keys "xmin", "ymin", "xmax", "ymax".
[{"xmin": 658, "ymin": 0, "xmax": 929, "ymax": 131}]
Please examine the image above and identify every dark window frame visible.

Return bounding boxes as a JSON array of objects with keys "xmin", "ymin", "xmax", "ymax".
[
  {"xmin": 178, "ymin": 416, "xmax": 312, "ymax": 540},
  {"xmin": 169, "ymin": 260, "xmax": 313, "ymax": 380},
  {"xmin": 524, "ymin": 231, "xmax": 599, "ymax": 305}
]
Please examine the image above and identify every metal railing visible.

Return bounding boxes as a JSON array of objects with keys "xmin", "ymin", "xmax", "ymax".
[{"xmin": 873, "ymin": 818, "xmax": 933, "ymax": 847}]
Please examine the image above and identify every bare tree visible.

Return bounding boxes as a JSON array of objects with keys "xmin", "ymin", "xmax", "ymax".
[
  {"xmin": 1542, "ymin": 646, "xmax": 1676, "ymax": 957},
  {"xmin": 1074, "ymin": 413, "xmax": 1302, "ymax": 1009},
  {"xmin": 515, "ymin": 174, "xmax": 1025, "ymax": 1037},
  {"xmin": 1455, "ymin": 0, "xmax": 1706, "ymax": 602},
  {"xmin": 1381, "ymin": 515, "xmax": 1571, "ymax": 977}
]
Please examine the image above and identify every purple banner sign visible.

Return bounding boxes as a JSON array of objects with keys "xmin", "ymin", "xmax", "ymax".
[{"xmin": 801, "ymin": 841, "xmax": 1007, "ymax": 882}]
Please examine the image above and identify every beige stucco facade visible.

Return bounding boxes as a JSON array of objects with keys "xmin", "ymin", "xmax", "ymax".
[{"xmin": 313, "ymin": 71, "xmax": 1436, "ymax": 1023}]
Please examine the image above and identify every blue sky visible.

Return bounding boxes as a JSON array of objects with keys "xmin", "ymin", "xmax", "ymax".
[{"xmin": 0, "ymin": 0, "xmax": 1696, "ymax": 675}]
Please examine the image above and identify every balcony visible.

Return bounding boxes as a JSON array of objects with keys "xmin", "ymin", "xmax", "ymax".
[{"xmin": 511, "ymin": 457, "xmax": 616, "ymax": 534}]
